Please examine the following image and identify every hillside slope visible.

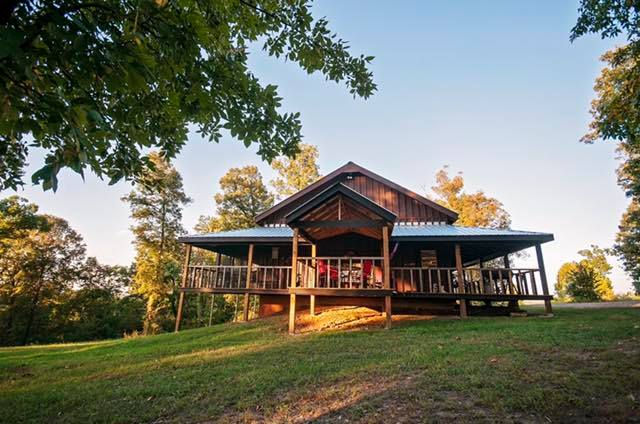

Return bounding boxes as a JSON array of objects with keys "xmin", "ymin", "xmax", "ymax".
[{"xmin": 1, "ymin": 308, "xmax": 639, "ymax": 423}]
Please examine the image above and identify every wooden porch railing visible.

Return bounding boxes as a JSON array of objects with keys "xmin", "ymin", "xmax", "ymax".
[
  {"xmin": 184, "ymin": 263, "xmax": 543, "ymax": 296},
  {"xmin": 391, "ymin": 267, "xmax": 458, "ymax": 293},
  {"xmin": 462, "ymin": 268, "xmax": 540, "ymax": 296},
  {"xmin": 250, "ymin": 265, "xmax": 292, "ymax": 289},
  {"xmin": 391, "ymin": 267, "xmax": 542, "ymax": 296},
  {"xmin": 184, "ymin": 265, "xmax": 248, "ymax": 289},
  {"xmin": 296, "ymin": 256, "xmax": 384, "ymax": 289},
  {"xmin": 184, "ymin": 265, "xmax": 291, "ymax": 290}
]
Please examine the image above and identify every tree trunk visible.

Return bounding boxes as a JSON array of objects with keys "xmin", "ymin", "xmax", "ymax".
[
  {"xmin": 22, "ymin": 281, "xmax": 44, "ymax": 345},
  {"xmin": 1, "ymin": 291, "xmax": 17, "ymax": 345},
  {"xmin": 144, "ymin": 295, "xmax": 159, "ymax": 335}
]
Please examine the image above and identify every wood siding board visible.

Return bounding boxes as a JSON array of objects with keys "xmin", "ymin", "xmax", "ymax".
[
  {"xmin": 256, "ymin": 162, "xmax": 458, "ymax": 225},
  {"xmin": 262, "ymin": 171, "xmax": 455, "ymax": 225}
]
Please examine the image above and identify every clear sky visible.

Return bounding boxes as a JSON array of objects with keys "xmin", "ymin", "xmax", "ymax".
[{"xmin": 3, "ymin": 0, "xmax": 633, "ymax": 293}]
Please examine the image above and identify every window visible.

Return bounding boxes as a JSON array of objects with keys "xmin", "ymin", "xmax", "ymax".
[{"xmin": 420, "ymin": 250, "xmax": 437, "ymax": 268}]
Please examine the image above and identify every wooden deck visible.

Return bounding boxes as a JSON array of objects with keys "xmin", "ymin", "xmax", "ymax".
[{"xmin": 179, "ymin": 260, "xmax": 551, "ymax": 301}]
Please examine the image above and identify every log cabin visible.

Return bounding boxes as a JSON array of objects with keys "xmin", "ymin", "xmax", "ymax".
[{"xmin": 176, "ymin": 162, "xmax": 554, "ymax": 333}]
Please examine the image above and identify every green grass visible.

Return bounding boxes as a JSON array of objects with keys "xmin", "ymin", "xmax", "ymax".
[{"xmin": 1, "ymin": 308, "xmax": 639, "ymax": 423}]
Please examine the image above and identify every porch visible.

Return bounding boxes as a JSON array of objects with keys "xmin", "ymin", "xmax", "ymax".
[
  {"xmin": 180, "ymin": 257, "xmax": 548, "ymax": 301},
  {"xmin": 175, "ymin": 182, "xmax": 554, "ymax": 333}
]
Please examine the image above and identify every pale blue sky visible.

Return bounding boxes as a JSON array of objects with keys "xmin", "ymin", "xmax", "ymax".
[{"xmin": 4, "ymin": 1, "xmax": 633, "ymax": 292}]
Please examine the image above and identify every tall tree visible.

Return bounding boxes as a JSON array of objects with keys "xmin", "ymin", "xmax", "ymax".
[
  {"xmin": 271, "ymin": 143, "xmax": 321, "ymax": 199},
  {"xmin": 0, "ymin": 195, "xmax": 48, "ymax": 248},
  {"xmin": 430, "ymin": 167, "xmax": 511, "ymax": 229},
  {"xmin": 571, "ymin": 1, "xmax": 640, "ymax": 293},
  {"xmin": 196, "ymin": 165, "xmax": 273, "ymax": 326},
  {"xmin": 0, "ymin": 211, "xmax": 86, "ymax": 345},
  {"xmin": 555, "ymin": 262, "xmax": 578, "ymax": 301},
  {"xmin": 0, "ymin": 196, "xmax": 49, "ymax": 344},
  {"xmin": 122, "ymin": 152, "xmax": 191, "ymax": 334},
  {"xmin": 0, "ymin": 1, "xmax": 376, "ymax": 191},
  {"xmin": 566, "ymin": 262, "xmax": 603, "ymax": 303},
  {"xmin": 615, "ymin": 201, "xmax": 640, "ymax": 293},
  {"xmin": 198, "ymin": 165, "xmax": 274, "ymax": 232},
  {"xmin": 555, "ymin": 245, "xmax": 614, "ymax": 302},
  {"xmin": 0, "ymin": 196, "xmax": 144, "ymax": 345}
]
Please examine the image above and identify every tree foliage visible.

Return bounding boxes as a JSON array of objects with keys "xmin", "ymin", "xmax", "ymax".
[
  {"xmin": 571, "ymin": 1, "xmax": 640, "ymax": 293},
  {"xmin": 1, "ymin": 214, "xmax": 87, "ymax": 345},
  {"xmin": 271, "ymin": 143, "xmax": 321, "ymax": 199},
  {"xmin": 430, "ymin": 167, "xmax": 511, "ymax": 229},
  {"xmin": 198, "ymin": 165, "xmax": 273, "ymax": 232},
  {"xmin": 614, "ymin": 200, "xmax": 640, "ymax": 293},
  {"xmin": 556, "ymin": 245, "xmax": 614, "ymax": 302},
  {"xmin": 0, "ymin": 0, "xmax": 376, "ymax": 191},
  {"xmin": 79, "ymin": 257, "xmax": 134, "ymax": 294},
  {"xmin": 0, "ymin": 196, "xmax": 146, "ymax": 345},
  {"xmin": 566, "ymin": 262, "xmax": 603, "ymax": 302},
  {"xmin": 56, "ymin": 291, "xmax": 144, "ymax": 340},
  {"xmin": 555, "ymin": 261, "xmax": 578, "ymax": 301},
  {"xmin": 122, "ymin": 152, "xmax": 191, "ymax": 334},
  {"xmin": 572, "ymin": 1, "xmax": 640, "ymax": 43},
  {"xmin": 578, "ymin": 245, "xmax": 613, "ymax": 277},
  {"xmin": 0, "ymin": 195, "xmax": 48, "ymax": 243},
  {"xmin": 195, "ymin": 165, "xmax": 274, "ymax": 324}
]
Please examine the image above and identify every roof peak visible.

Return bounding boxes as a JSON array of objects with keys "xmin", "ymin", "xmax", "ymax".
[{"xmin": 255, "ymin": 161, "xmax": 459, "ymax": 223}]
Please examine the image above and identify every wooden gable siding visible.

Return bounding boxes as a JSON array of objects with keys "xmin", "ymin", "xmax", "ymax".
[
  {"xmin": 342, "ymin": 175, "xmax": 450, "ymax": 223},
  {"xmin": 261, "ymin": 173, "xmax": 451, "ymax": 225}
]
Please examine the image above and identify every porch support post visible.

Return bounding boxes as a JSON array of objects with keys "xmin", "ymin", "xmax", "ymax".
[
  {"xmin": 175, "ymin": 244, "xmax": 192, "ymax": 332},
  {"xmin": 382, "ymin": 226, "xmax": 392, "ymax": 329},
  {"xmin": 214, "ymin": 252, "xmax": 222, "ymax": 287},
  {"xmin": 503, "ymin": 254, "xmax": 518, "ymax": 309},
  {"xmin": 243, "ymin": 244, "xmax": 254, "ymax": 322},
  {"xmin": 455, "ymin": 243, "xmax": 468, "ymax": 319},
  {"xmin": 289, "ymin": 228, "xmax": 299, "ymax": 334},
  {"xmin": 310, "ymin": 243, "xmax": 316, "ymax": 316},
  {"xmin": 535, "ymin": 244, "xmax": 553, "ymax": 315}
]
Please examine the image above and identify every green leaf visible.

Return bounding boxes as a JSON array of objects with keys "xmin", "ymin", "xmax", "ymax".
[{"xmin": 0, "ymin": 28, "xmax": 24, "ymax": 59}]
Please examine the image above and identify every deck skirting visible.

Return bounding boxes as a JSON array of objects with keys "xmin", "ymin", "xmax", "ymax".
[{"xmin": 178, "ymin": 286, "xmax": 552, "ymax": 302}]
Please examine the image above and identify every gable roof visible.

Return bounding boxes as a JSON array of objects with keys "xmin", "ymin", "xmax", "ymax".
[
  {"xmin": 255, "ymin": 161, "xmax": 458, "ymax": 224},
  {"xmin": 285, "ymin": 183, "xmax": 397, "ymax": 224}
]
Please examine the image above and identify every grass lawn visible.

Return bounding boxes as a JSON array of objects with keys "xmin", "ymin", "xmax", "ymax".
[{"xmin": 1, "ymin": 307, "xmax": 639, "ymax": 423}]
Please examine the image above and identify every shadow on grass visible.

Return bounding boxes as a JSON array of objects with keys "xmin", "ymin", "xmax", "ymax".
[{"xmin": 0, "ymin": 308, "xmax": 639, "ymax": 423}]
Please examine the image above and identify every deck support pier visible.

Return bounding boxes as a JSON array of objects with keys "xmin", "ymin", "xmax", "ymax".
[
  {"xmin": 288, "ymin": 229, "xmax": 299, "ymax": 334},
  {"xmin": 288, "ymin": 293, "xmax": 297, "ymax": 333},
  {"xmin": 384, "ymin": 296, "xmax": 392, "ymax": 329},
  {"xmin": 310, "ymin": 244, "xmax": 316, "ymax": 316},
  {"xmin": 242, "ymin": 244, "xmax": 254, "ymax": 322},
  {"xmin": 535, "ymin": 244, "xmax": 553, "ymax": 315},
  {"xmin": 175, "ymin": 244, "xmax": 192, "ymax": 332},
  {"xmin": 382, "ymin": 226, "xmax": 392, "ymax": 328},
  {"xmin": 455, "ymin": 243, "xmax": 468, "ymax": 319}
]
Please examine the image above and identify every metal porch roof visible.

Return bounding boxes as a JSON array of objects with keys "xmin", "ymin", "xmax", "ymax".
[{"xmin": 179, "ymin": 225, "xmax": 553, "ymax": 244}]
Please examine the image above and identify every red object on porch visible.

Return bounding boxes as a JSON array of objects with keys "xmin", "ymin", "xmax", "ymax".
[
  {"xmin": 317, "ymin": 260, "xmax": 339, "ymax": 281},
  {"xmin": 362, "ymin": 260, "xmax": 373, "ymax": 278}
]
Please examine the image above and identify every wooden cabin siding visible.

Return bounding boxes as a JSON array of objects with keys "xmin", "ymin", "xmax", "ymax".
[
  {"xmin": 260, "ymin": 173, "xmax": 451, "ymax": 225},
  {"xmin": 342, "ymin": 175, "xmax": 451, "ymax": 223}
]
